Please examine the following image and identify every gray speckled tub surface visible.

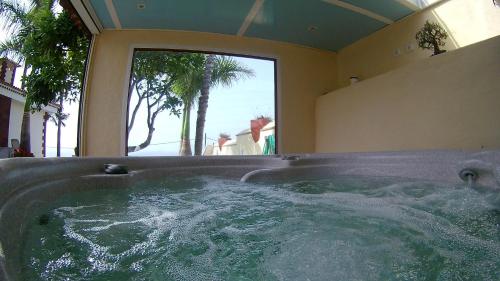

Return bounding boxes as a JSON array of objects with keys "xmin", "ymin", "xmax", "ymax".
[{"xmin": 0, "ymin": 151, "xmax": 499, "ymax": 280}]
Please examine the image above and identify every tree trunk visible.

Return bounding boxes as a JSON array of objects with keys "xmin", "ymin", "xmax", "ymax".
[
  {"xmin": 56, "ymin": 96, "xmax": 63, "ymax": 157},
  {"xmin": 19, "ymin": 102, "xmax": 31, "ymax": 152},
  {"xmin": 19, "ymin": 64, "xmax": 30, "ymax": 152},
  {"xmin": 432, "ymin": 40, "xmax": 442, "ymax": 55},
  {"xmin": 21, "ymin": 64, "xmax": 28, "ymax": 90},
  {"xmin": 127, "ymin": 126, "xmax": 155, "ymax": 153},
  {"xmin": 179, "ymin": 104, "xmax": 192, "ymax": 156},
  {"xmin": 194, "ymin": 54, "xmax": 215, "ymax": 155},
  {"xmin": 127, "ymin": 81, "xmax": 141, "ymax": 133}
]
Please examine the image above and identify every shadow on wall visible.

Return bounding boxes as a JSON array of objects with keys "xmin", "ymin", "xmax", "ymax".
[
  {"xmin": 336, "ymin": 0, "xmax": 500, "ymax": 88},
  {"xmin": 316, "ymin": 35, "xmax": 500, "ymax": 153},
  {"xmin": 431, "ymin": 0, "xmax": 500, "ymax": 48},
  {"xmin": 428, "ymin": 1, "xmax": 459, "ymax": 49}
]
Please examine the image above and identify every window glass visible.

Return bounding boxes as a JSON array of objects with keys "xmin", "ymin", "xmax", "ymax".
[{"xmin": 126, "ymin": 50, "xmax": 276, "ymax": 156}]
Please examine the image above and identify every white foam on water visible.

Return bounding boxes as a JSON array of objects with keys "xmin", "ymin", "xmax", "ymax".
[
  {"xmin": 21, "ymin": 176, "xmax": 500, "ymax": 281},
  {"xmin": 55, "ymin": 205, "xmax": 103, "ymax": 215},
  {"xmin": 41, "ymin": 253, "xmax": 74, "ymax": 280},
  {"xmin": 84, "ymin": 210, "xmax": 176, "ymax": 232}
]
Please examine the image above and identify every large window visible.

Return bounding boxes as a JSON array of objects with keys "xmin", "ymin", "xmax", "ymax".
[{"xmin": 126, "ymin": 50, "xmax": 276, "ymax": 156}]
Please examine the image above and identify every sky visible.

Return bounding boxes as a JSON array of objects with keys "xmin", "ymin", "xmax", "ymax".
[{"xmin": 0, "ymin": 1, "xmax": 275, "ymax": 157}]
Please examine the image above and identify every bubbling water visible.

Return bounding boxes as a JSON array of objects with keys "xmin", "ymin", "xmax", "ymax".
[{"xmin": 21, "ymin": 176, "xmax": 499, "ymax": 281}]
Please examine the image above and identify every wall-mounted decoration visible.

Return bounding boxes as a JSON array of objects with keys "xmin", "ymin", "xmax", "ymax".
[{"xmin": 416, "ymin": 21, "xmax": 449, "ymax": 56}]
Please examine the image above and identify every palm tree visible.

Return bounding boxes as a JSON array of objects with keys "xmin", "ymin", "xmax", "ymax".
[
  {"xmin": 194, "ymin": 55, "xmax": 254, "ymax": 155},
  {"xmin": 0, "ymin": 0, "xmax": 34, "ymax": 153},
  {"xmin": 0, "ymin": 0, "xmax": 59, "ymax": 154},
  {"xmin": 1, "ymin": 0, "xmax": 88, "ymax": 157},
  {"xmin": 174, "ymin": 54, "xmax": 254, "ymax": 156},
  {"xmin": 173, "ymin": 66, "xmax": 203, "ymax": 156},
  {"xmin": 193, "ymin": 54, "xmax": 215, "ymax": 155},
  {"xmin": 48, "ymin": 94, "xmax": 68, "ymax": 156}
]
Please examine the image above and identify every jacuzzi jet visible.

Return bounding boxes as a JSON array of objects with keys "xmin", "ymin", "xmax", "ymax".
[
  {"xmin": 38, "ymin": 214, "xmax": 49, "ymax": 225},
  {"xmin": 282, "ymin": 155, "xmax": 300, "ymax": 161},
  {"xmin": 459, "ymin": 168, "xmax": 478, "ymax": 188},
  {"xmin": 104, "ymin": 164, "xmax": 129, "ymax": 175}
]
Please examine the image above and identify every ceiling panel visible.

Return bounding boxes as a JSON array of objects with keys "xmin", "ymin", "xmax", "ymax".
[
  {"xmin": 245, "ymin": 0, "xmax": 386, "ymax": 51},
  {"xmin": 86, "ymin": 0, "xmax": 422, "ymax": 52},
  {"xmin": 341, "ymin": 0, "xmax": 414, "ymax": 21},
  {"xmin": 111, "ymin": 0, "xmax": 255, "ymax": 35}
]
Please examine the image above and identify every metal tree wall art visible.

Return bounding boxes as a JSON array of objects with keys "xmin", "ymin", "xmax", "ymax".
[{"xmin": 416, "ymin": 20, "xmax": 449, "ymax": 56}]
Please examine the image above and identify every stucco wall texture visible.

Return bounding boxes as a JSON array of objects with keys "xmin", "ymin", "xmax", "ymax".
[
  {"xmin": 82, "ymin": 30, "xmax": 337, "ymax": 156},
  {"xmin": 81, "ymin": 0, "xmax": 500, "ymax": 156},
  {"xmin": 316, "ymin": 35, "xmax": 500, "ymax": 153}
]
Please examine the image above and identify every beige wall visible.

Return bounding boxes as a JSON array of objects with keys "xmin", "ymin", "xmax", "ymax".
[
  {"xmin": 316, "ymin": 35, "xmax": 500, "ymax": 153},
  {"xmin": 82, "ymin": 30, "xmax": 337, "ymax": 156},
  {"xmin": 81, "ymin": 0, "xmax": 499, "ymax": 156},
  {"xmin": 337, "ymin": 0, "xmax": 500, "ymax": 88}
]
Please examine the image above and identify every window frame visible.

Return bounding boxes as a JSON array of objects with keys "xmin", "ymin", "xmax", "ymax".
[{"xmin": 124, "ymin": 48, "xmax": 279, "ymax": 157}]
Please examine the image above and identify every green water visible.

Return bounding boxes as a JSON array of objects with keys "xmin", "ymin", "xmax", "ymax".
[{"xmin": 21, "ymin": 176, "xmax": 500, "ymax": 280}]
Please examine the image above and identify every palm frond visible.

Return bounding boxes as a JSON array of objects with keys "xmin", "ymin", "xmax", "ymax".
[
  {"xmin": 0, "ymin": 0, "xmax": 30, "ymax": 34},
  {"xmin": 26, "ymin": 0, "xmax": 57, "ymax": 10},
  {"xmin": 211, "ymin": 56, "xmax": 254, "ymax": 88},
  {"xmin": 28, "ymin": 0, "xmax": 43, "ymax": 8},
  {"xmin": 172, "ymin": 68, "xmax": 202, "ymax": 106},
  {"xmin": 0, "ymin": 37, "xmax": 24, "ymax": 62}
]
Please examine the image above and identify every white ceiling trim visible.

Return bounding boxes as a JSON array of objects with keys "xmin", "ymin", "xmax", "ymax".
[
  {"xmin": 393, "ymin": 0, "xmax": 420, "ymax": 11},
  {"xmin": 322, "ymin": 0, "xmax": 394, "ymax": 25},
  {"xmin": 237, "ymin": 0, "xmax": 265, "ymax": 36},
  {"xmin": 105, "ymin": 0, "xmax": 122, "ymax": 29},
  {"xmin": 81, "ymin": 0, "xmax": 104, "ymax": 31},
  {"xmin": 69, "ymin": 0, "xmax": 102, "ymax": 34}
]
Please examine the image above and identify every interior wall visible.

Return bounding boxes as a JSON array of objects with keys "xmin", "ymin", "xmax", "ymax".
[
  {"xmin": 337, "ymin": 0, "xmax": 500, "ymax": 88},
  {"xmin": 316, "ymin": 35, "xmax": 500, "ymax": 153},
  {"xmin": 82, "ymin": 30, "xmax": 337, "ymax": 156}
]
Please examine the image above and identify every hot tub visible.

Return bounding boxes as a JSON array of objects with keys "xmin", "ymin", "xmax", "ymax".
[{"xmin": 0, "ymin": 151, "xmax": 499, "ymax": 280}]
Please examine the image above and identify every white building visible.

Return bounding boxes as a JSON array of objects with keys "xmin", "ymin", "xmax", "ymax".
[
  {"xmin": 0, "ymin": 58, "xmax": 58, "ymax": 158},
  {"xmin": 206, "ymin": 121, "xmax": 275, "ymax": 156}
]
